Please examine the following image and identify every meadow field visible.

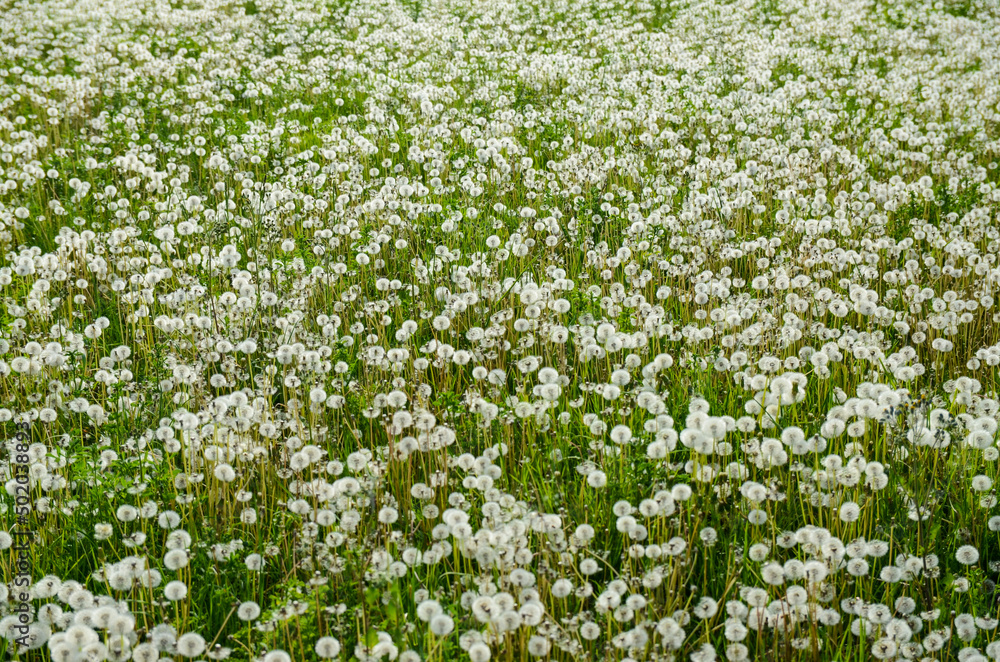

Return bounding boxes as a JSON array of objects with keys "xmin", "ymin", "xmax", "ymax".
[{"xmin": 2, "ymin": 0, "xmax": 1000, "ymax": 659}]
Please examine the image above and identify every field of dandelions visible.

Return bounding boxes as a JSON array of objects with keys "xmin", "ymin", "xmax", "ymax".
[{"xmin": 3, "ymin": 0, "xmax": 1000, "ymax": 660}]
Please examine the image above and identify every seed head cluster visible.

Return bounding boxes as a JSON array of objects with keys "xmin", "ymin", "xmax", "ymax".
[{"xmin": 2, "ymin": 0, "xmax": 1000, "ymax": 661}]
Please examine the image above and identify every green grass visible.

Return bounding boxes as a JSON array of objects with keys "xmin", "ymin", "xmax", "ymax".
[{"xmin": 2, "ymin": 0, "xmax": 1000, "ymax": 660}]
